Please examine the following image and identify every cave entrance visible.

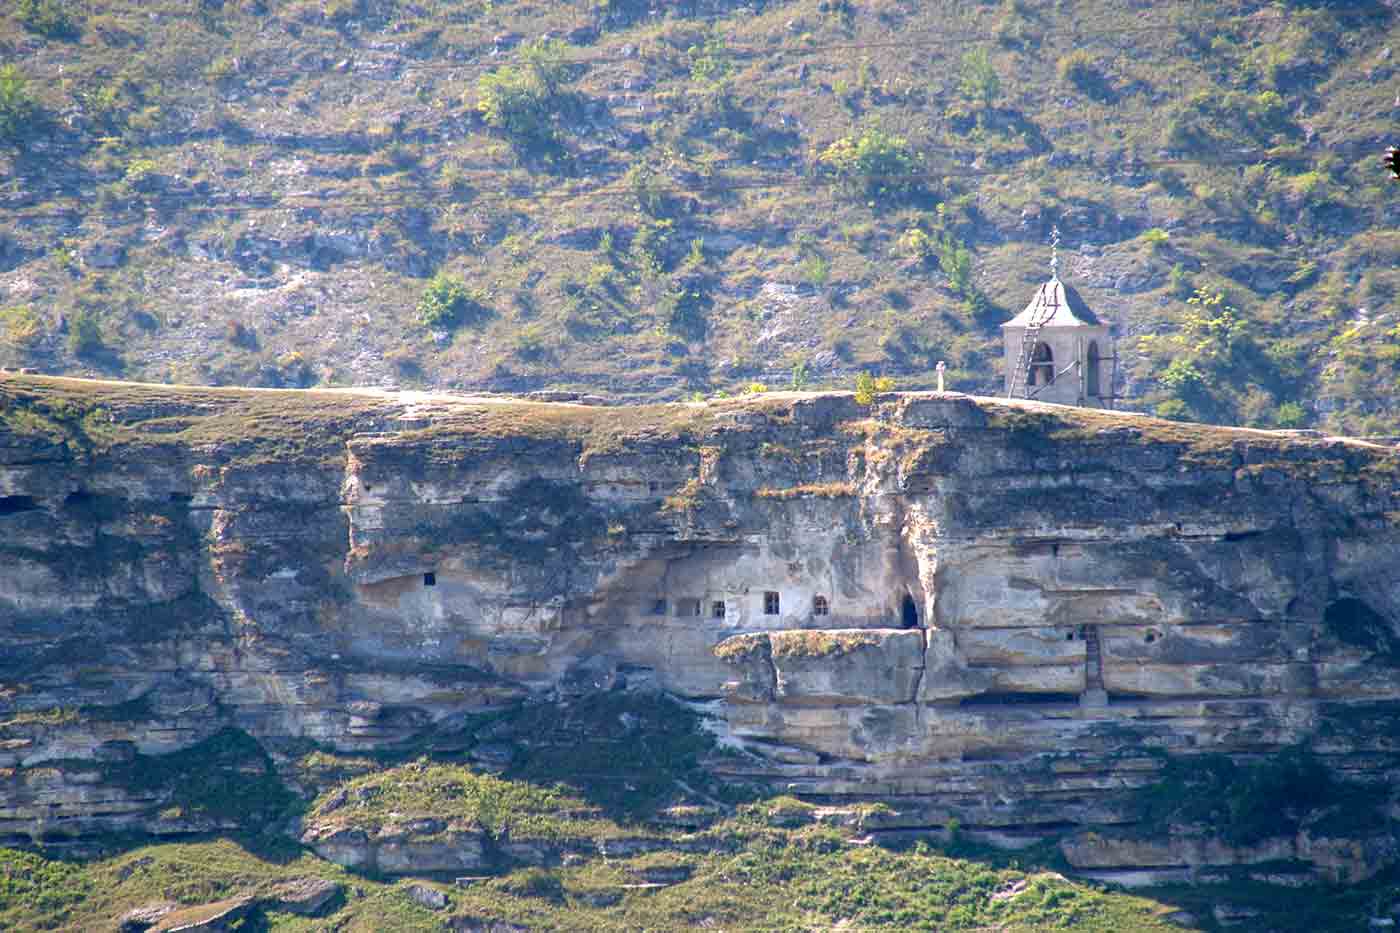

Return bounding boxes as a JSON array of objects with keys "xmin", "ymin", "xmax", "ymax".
[
  {"xmin": 901, "ymin": 594, "xmax": 920, "ymax": 629},
  {"xmin": 0, "ymin": 495, "xmax": 39, "ymax": 516},
  {"xmin": 1325, "ymin": 597, "xmax": 1399, "ymax": 658}
]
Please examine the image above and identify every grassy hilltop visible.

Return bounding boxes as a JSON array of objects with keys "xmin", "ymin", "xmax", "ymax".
[{"xmin": 0, "ymin": 0, "xmax": 1397, "ymax": 432}]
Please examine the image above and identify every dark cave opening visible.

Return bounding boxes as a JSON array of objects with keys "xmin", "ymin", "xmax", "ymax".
[
  {"xmin": 0, "ymin": 495, "xmax": 39, "ymax": 516},
  {"xmin": 901, "ymin": 594, "xmax": 920, "ymax": 629},
  {"xmin": 959, "ymin": 692, "xmax": 1081, "ymax": 707},
  {"xmin": 1325, "ymin": 597, "xmax": 1399, "ymax": 659}
]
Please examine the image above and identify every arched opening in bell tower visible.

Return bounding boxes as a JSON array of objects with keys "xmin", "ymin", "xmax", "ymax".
[{"xmin": 1028, "ymin": 342, "xmax": 1055, "ymax": 387}]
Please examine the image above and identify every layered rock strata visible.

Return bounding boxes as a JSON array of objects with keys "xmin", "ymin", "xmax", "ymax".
[{"xmin": 2, "ymin": 374, "xmax": 1399, "ymax": 882}]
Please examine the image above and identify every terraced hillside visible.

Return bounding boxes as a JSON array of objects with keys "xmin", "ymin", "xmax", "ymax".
[{"xmin": 0, "ymin": 1, "xmax": 1398, "ymax": 420}]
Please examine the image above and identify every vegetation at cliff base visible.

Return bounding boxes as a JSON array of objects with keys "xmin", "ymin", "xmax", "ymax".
[{"xmin": 5, "ymin": 688, "xmax": 1400, "ymax": 931}]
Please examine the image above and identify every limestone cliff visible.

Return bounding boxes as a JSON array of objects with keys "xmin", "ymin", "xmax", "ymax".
[{"xmin": 2, "ymin": 374, "xmax": 1399, "ymax": 885}]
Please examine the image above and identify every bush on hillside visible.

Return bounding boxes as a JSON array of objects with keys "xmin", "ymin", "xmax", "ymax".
[
  {"xmin": 625, "ymin": 159, "xmax": 680, "ymax": 219},
  {"xmin": 67, "ymin": 308, "xmax": 105, "ymax": 357},
  {"xmin": 854, "ymin": 372, "xmax": 894, "ymax": 405},
  {"xmin": 0, "ymin": 67, "xmax": 40, "ymax": 144},
  {"xmin": 16, "ymin": 0, "xmax": 79, "ymax": 40},
  {"xmin": 1056, "ymin": 51, "xmax": 1108, "ymax": 97},
  {"xmin": 818, "ymin": 127, "xmax": 922, "ymax": 204},
  {"xmin": 474, "ymin": 39, "xmax": 574, "ymax": 156},
  {"xmin": 417, "ymin": 273, "xmax": 488, "ymax": 329},
  {"xmin": 958, "ymin": 48, "xmax": 1001, "ymax": 111},
  {"xmin": 0, "ymin": 305, "xmax": 44, "ymax": 347}
]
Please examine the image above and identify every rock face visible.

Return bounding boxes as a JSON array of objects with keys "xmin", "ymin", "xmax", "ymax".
[{"xmin": 2, "ymin": 375, "xmax": 1399, "ymax": 882}]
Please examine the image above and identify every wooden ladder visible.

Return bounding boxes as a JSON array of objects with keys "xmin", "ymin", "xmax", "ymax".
[{"xmin": 1006, "ymin": 282, "xmax": 1059, "ymax": 399}]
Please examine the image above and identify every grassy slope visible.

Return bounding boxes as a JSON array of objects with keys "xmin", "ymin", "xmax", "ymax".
[
  {"xmin": 3, "ymin": 686, "xmax": 1398, "ymax": 932},
  {"xmin": 0, "ymin": 0, "xmax": 1397, "ymax": 433}
]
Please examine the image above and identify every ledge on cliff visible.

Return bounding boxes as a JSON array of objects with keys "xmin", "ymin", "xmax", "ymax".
[{"xmin": 2, "ymin": 373, "xmax": 1394, "ymax": 472}]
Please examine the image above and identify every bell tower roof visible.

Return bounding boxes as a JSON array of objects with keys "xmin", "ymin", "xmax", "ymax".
[{"xmin": 1002, "ymin": 276, "xmax": 1102, "ymax": 329}]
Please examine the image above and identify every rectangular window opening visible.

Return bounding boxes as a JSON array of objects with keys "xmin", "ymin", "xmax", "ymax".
[
  {"xmin": 764, "ymin": 591, "xmax": 780, "ymax": 615},
  {"xmin": 650, "ymin": 599, "xmax": 668, "ymax": 616},
  {"xmin": 424, "ymin": 572, "xmax": 437, "ymax": 587},
  {"xmin": 712, "ymin": 600, "xmax": 727, "ymax": 620}
]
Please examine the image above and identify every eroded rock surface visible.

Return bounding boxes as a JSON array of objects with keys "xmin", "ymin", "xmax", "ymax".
[{"xmin": 2, "ymin": 375, "xmax": 1399, "ymax": 882}]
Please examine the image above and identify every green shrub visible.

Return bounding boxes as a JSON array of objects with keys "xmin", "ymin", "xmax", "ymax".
[
  {"xmin": 854, "ymin": 372, "xmax": 894, "ymax": 405},
  {"xmin": 67, "ymin": 308, "xmax": 104, "ymax": 356},
  {"xmin": 512, "ymin": 323, "xmax": 548, "ymax": 359},
  {"xmin": 789, "ymin": 359, "xmax": 810, "ymax": 390},
  {"xmin": 417, "ymin": 272, "xmax": 487, "ymax": 329},
  {"xmin": 958, "ymin": 48, "xmax": 1001, "ymax": 110},
  {"xmin": 800, "ymin": 254, "xmax": 831, "ymax": 286},
  {"xmin": 1274, "ymin": 401, "xmax": 1307, "ymax": 428},
  {"xmin": 1056, "ymin": 51, "xmax": 1105, "ymax": 94},
  {"xmin": 935, "ymin": 232, "xmax": 986, "ymax": 315},
  {"xmin": 493, "ymin": 868, "xmax": 564, "ymax": 902},
  {"xmin": 324, "ymin": 0, "xmax": 364, "ymax": 23},
  {"xmin": 632, "ymin": 218, "xmax": 676, "ymax": 276},
  {"xmin": 1135, "ymin": 749, "xmax": 1364, "ymax": 847},
  {"xmin": 1167, "ymin": 262, "xmax": 1192, "ymax": 298},
  {"xmin": 899, "ymin": 227, "xmax": 935, "ymax": 262},
  {"xmin": 0, "ymin": 305, "xmax": 44, "ymax": 347},
  {"xmin": 0, "ymin": 849, "xmax": 90, "ymax": 923},
  {"xmin": 660, "ymin": 276, "xmax": 708, "ymax": 340},
  {"xmin": 16, "ymin": 0, "xmax": 79, "ymax": 40},
  {"xmin": 1153, "ymin": 399, "xmax": 1190, "ymax": 421},
  {"xmin": 624, "ymin": 159, "xmax": 677, "ymax": 218},
  {"xmin": 1140, "ymin": 228, "xmax": 1169, "ymax": 249},
  {"xmin": 687, "ymin": 33, "xmax": 731, "ymax": 85},
  {"xmin": 0, "ymin": 66, "xmax": 40, "ymax": 144},
  {"xmin": 817, "ymin": 127, "xmax": 922, "ymax": 203},
  {"xmin": 474, "ymin": 39, "xmax": 572, "ymax": 155},
  {"xmin": 1162, "ymin": 87, "xmax": 1293, "ymax": 152}
]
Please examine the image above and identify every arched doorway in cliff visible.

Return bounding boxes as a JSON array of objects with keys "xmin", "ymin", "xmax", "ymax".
[{"xmin": 901, "ymin": 593, "xmax": 920, "ymax": 629}]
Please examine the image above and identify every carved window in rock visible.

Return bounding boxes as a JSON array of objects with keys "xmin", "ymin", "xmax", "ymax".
[
  {"xmin": 675, "ymin": 598, "xmax": 702, "ymax": 618},
  {"xmin": 1086, "ymin": 341, "xmax": 1101, "ymax": 397},
  {"xmin": 650, "ymin": 599, "xmax": 668, "ymax": 616},
  {"xmin": 423, "ymin": 572, "xmax": 436, "ymax": 587},
  {"xmin": 764, "ymin": 591, "xmax": 781, "ymax": 615},
  {"xmin": 1028, "ymin": 342, "xmax": 1055, "ymax": 387},
  {"xmin": 712, "ymin": 600, "xmax": 727, "ymax": 619},
  {"xmin": 813, "ymin": 595, "xmax": 829, "ymax": 617}
]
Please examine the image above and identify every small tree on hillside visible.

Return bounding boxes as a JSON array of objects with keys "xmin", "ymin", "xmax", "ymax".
[
  {"xmin": 474, "ymin": 39, "xmax": 572, "ymax": 156},
  {"xmin": 817, "ymin": 127, "xmax": 922, "ymax": 204},
  {"xmin": 0, "ymin": 66, "xmax": 40, "ymax": 144},
  {"xmin": 417, "ymin": 273, "xmax": 487, "ymax": 329},
  {"xmin": 959, "ymin": 48, "xmax": 1001, "ymax": 112}
]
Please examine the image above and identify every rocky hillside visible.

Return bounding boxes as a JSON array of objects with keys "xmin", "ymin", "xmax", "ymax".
[
  {"xmin": 1, "ymin": 0, "xmax": 1398, "ymax": 431},
  {"xmin": 3, "ymin": 373, "xmax": 1400, "ymax": 930}
]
